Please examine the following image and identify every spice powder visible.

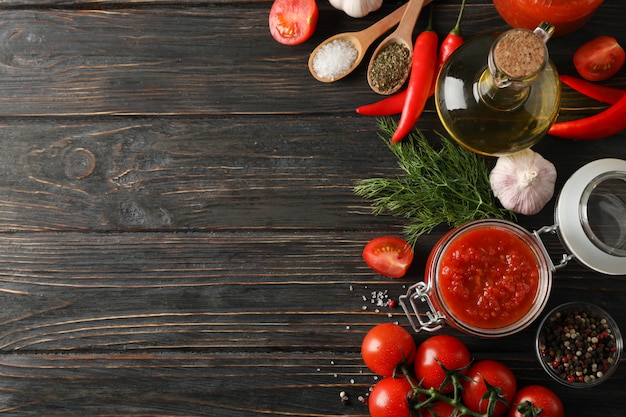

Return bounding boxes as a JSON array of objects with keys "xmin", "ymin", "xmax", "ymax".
[{"xmin": 369, "ymin": 42, "xmax": 411, "ymax": 93}]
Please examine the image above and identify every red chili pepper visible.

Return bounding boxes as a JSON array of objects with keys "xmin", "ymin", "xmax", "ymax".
[
  {"xmin": 357, "ymin": 2, "xmax": 466, "ymax": 118},
  {"xmin": 430, "ymin": 0, "xmax": 466, "ymax": 96},
  {"xmin": 548, "ymin": 92, "xmax": 626, "ymax": 140},
  {"xmin": 559, "ymin": 74, "xmax": 626, "ymax": 105},
  {"xmin": 356, "ymin": 90, "xmax": 407, "ymax": 116},
  {"xmin": 390, "ymin": 14, "xmax": 438, "ymax": 143}
]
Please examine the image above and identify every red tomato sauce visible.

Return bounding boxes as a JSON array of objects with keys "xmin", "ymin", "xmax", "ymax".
[
  {"xmin": 492, "ymin": 0, "xmax": 604, "ymax": 37},
  {"xmin": 437, "ymin": 227, "xmax": 540, "ymax": 329}
]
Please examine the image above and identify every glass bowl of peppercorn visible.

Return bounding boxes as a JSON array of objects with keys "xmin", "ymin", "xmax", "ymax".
[{"xmin": 536, "ymin": 302, "xmax": 622, "ymax": 387}]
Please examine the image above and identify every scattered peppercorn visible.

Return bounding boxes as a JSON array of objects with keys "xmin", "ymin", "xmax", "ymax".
[{"xmin": 538, "ymin": 304, "xmax": 621, "ymax": 385}]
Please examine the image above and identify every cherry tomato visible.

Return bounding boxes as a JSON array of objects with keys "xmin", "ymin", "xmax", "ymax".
[
  {"xmin": 574, "ymin": 36, "xmax": 626, "ymax": 81},
  {"xmin": 361, "ymin": 323, "xmax": 416, "ymax": 377},
  {"xmin": 268, "ymin": 0, "xmax": 318, "ymax": 46},
  {"xmin": 368, "ymin": 377, "xmax": 413, "ymax": 417},
  {"xmin": 363, "ymin": 236, "xmax": 414, "ymax": 279},
  {"xmin": 508, "ymin": 385, "xmax": 565, "ymax": 417},
  {"xmin": 462, "ymin": 360, "xmax": 517, "ymax": 417},
  {"xmin": 421, "ymin": 401, "xmax": 456, "ymax": 417},
  {"xmin": 413, "ymin": 335, "xmax": 471, "ymax": 394}
]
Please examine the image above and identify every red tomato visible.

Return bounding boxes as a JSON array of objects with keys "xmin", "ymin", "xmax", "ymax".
[
  {"xmin": 361, "ymin": 323, "xmax": 416, "ymax": 377},
  {"xmin": 574, "ymin": 36, "xmax": 626, "ymax": 81},
  {"xmin": 268, "ymin": 0, "xmax": 318, "ymax": 46},
  {"xmin": 421, "ymin": 401, "xmax": 456, "ymax": 417},
  {"xmin": 508, "ymin": 385, "xmax": 565, "ymax": 417},
  {"xmin": 368, "ymin": 377, "xmax": 413, "ymax": 417},
  {"xmin": 462, "ymin": 360, "xmax": 517, "ymax": 417},
  {"xmin": 413, "ymin": 335, "xmax": 471, "ymax": 394},
  {"xmin": 363, "ymin": 236, "xmax": 414, "ymax": 278}
]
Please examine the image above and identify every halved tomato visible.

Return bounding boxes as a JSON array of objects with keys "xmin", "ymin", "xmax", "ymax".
[
  {"xmin": 573, "ymin": 36, "xmax": 625, "ymax": 81},
  {"xmin": 269, "ymin": 0, "xmax": 318, "ymax": 46},
  {"xmin": 363, "ymin": 236, "xmax": 414, "ymax": 278}
]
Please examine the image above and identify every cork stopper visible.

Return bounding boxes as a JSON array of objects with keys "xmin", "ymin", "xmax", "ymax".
[{"xmin": 493, "ymin": 29, "xmax": 546, "ymax": 80}]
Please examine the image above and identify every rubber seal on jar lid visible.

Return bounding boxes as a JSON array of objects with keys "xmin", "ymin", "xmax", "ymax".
[{"xmin": 555, "ymin": 159, "xmax": 626, "ymax": 275}]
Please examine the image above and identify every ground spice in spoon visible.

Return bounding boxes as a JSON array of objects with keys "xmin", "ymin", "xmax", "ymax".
[{"xmin": 369, "ymin": 42, "xmax": 411, "ymax": 93}]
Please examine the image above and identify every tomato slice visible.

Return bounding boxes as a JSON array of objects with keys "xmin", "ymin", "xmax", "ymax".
[
  {"xmin": 363, "ymin": 236, "xmax": 414, "ymax": 278},
  {"xmin": 269, "ymin": 0, "xmax": 318, "ymax": 46},
  {"xmin": 573, "ymin": 36, "xmax": 626, "ymax": 81}
]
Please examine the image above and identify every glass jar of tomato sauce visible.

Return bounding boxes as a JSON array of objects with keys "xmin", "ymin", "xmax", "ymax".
[
  {"xmin": 399, "ymin": 219, "xmax": 553, "ymax": 338},
  {"xmin": 492, "ymin": 0, "xmax": 604, "ymax": 37}
]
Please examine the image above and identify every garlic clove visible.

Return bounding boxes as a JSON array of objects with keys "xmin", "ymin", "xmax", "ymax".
[
  {"xmin": 328, "ymin": 0, "xmax": 383, "ymax": 18},
  {"xmin": 489, "ymin": 149, "xmax": 557, "ymax": 215}
]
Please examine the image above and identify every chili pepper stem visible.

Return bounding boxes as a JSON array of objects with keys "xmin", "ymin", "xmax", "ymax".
[
  {"xmin": 450, "ymin": 0, "xmax": 466, "ymax": 36},
  {"xmin": 429, "ymin": 0, "xmax": 466, "ymax": 97}
]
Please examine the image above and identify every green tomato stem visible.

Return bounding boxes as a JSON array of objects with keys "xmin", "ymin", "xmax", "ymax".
[{"xmin": 400, "ymin": 366, "xmax": 502, "ymax": 417}]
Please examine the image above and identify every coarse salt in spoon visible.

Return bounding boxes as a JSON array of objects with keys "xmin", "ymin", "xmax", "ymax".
[
  {"xmin": 308, "ymin": 3, "xmax": 410, "ymax": 83},
  {"xmin": 367, "ymin": 0, "xmax": 427, "ymax": 94}
]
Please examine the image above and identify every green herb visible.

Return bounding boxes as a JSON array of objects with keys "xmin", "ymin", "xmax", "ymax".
[{"xmin": 354, "ymin": 118, "xmax": 514, "ymax": 245}]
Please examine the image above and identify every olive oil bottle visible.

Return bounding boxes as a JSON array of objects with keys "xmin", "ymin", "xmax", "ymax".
[{"xmin": 435, "ymin": 23, "xmax": 560, "ymax": 156}]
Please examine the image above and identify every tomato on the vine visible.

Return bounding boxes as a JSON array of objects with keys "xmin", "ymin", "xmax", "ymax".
[
  {"xmin": 368, "ymin": 377, "xmax": 414, "ymax": 417},
  {"xmin": 363, "ymin": 236, "xmax": 414, "ymax": 278},
  {"xmin": 268, "ymin": 0, "xmax": 318, "ymax": 45},
  {"xmin": 462, "ymin": 360, "xmax": 517, "ymax": 417},
  {"xmin": 508, "ymin": 385, "xmax": 565, "ymax": 417},
  {"xmin": 574, "ymin": 36, "xmax": 625, "ymax": 81},
  {"xmin": 361, "ymin": 323, "xmax": 416, "ymax": 377},
  {"xmin": 413, "ymin": 335, "xmax": 471, "ymax": 394}
]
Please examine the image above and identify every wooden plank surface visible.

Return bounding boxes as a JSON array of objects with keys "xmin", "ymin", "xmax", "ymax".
[
  {"xmin": 0, "ymin": 0, "xmax": 624, "ymax": 416},
  {"xmin": 0, "ymin": 2, "xmax": 619, "ymax": 116}
]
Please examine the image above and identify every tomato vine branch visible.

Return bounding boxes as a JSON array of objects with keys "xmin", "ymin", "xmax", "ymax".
[{"xmin": 401, "ymin": 365, "xmax": 507, "ymax": 417}]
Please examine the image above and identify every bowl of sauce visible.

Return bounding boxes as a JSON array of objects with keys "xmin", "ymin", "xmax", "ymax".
[
  {"xmin": 400, "ymin": 219, "xmax": 552, "ymax": 338},
  {"xmin": 492, "ymin": 0, "xmax": 604, "ymax": 37}
]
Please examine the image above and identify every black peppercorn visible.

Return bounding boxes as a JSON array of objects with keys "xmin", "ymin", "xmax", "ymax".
[{"xmin": 537, "ymin": 303, "xmax": 621, "ymax": 386}]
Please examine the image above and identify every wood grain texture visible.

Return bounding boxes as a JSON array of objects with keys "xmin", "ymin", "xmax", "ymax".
[
  {"xmin": 1, "ymin": 115, "xmax": 624, "ymax": 233},
  {"xmin": 0, "ymin": 2, "xmax": 619, "ymax": 116},
  {"xmin": 0, "ymin": 0, "xmax": 624, "ymax": 415}
]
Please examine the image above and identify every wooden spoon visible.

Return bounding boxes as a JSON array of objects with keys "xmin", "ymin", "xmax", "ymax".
[
  {"xmin": 367, "ymin": 0, "xmax": 427, "ymax": 94},
  {"xmin": 308, "ymin": 3, "xmax": 409, "ymax": 83}
]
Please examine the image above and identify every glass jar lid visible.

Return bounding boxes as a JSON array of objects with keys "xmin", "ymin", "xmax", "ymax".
[{"xmin": 555, "ymin": 159, "xmax": 626, "ymax": 275}]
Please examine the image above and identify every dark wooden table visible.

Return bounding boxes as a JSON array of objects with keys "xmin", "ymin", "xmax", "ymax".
[{"xmin": 0, "ymin": 0, "xmax": 624, "ymax": 415}]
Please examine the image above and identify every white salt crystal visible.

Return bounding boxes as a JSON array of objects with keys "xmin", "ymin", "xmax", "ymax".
[{"xmin": 312, "ymin": 39, "xmax": 358, "ymax": 81}]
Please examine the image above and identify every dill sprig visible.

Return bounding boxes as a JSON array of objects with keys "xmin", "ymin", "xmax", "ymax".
[{"xmin": 354, "ymin": 118, "xmax": 514, "ymax": 245}]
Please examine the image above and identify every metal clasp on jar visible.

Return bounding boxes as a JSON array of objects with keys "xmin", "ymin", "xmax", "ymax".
[
  {"xmin": 533, "ymin": 224, "xmax": 574, "ymax": 271},
  {"xmin": 399, "ymin": 282, "xmax": 446, "ymax": 333}
]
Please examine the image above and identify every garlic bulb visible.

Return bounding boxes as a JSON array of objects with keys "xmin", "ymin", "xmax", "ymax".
[
  {"xmin": 489, "ymin": 149, "xmax": 557, "ymax": 215},
  {"xmin": 328, "ymin": 0, "xmax": 383, "ymax": 18}
]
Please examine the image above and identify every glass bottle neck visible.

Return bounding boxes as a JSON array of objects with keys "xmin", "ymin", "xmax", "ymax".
[
  {"xmin": 476, "ymin": 23, "xmax": 554, "ymax": 112},
  {"xmin": 477, "ymin": 69, "xmax": 531, "ymax": 112}
]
